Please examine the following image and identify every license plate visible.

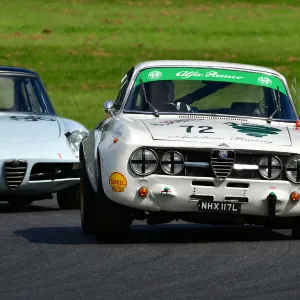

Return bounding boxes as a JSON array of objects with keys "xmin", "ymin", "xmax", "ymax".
[{"xmin": 198, "ymin": 201, "xmax": 241, "ymax": 213}]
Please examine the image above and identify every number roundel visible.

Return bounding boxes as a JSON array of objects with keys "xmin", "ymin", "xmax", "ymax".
[{"xmin": 180, "ymin": 125, "xmax": 214, "ymax": 133}]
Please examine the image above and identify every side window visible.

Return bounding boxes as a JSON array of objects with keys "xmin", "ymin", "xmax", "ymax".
[
  {"xmin": 20, "ymin": 79, "xmax": 44, "ymax": 113},
  {"xmin": 20, "ymin": 83, "xmax": 32, "ymax": 111},
  {"xmin": 25, "ymin": 79, "xmax": 43, "ymax": 113}
]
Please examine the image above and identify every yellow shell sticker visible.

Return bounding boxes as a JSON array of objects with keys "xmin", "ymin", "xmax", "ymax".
[{"xmin": 109, "ymin": 172, "xmax": 127, "ymax": 192}]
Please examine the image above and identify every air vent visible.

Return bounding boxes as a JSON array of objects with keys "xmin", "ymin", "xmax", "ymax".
[
  {"xmin": 192, "ymin": 181, "xmax": 215, "ymax": 187},
  {"xmin": 211, "ymin": 149, "xmax": 235, "ymax": 179},
  {"xmin": 178, "ymin": 115, "xmax": 248, "ymax": 122},
  {"xmin": 190, "ymin": 195, "xmax": 214, "ymax": 201},
  {"xmin": 4, "ymin": 160, "xmax": 27, "ymax": 190},
  {"xmin": 226, "ymin": 183, "xmax": 249, "ymax": 188}
]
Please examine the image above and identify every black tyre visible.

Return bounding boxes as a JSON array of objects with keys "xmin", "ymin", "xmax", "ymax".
[
  {"xmin": 80, "ymin": 156, "xmax": 97, "ymax": 234},
  {"xmin": 57, "ymin": 185, "xmax": 80, "ymax": 210},
  {"xmin": 94, "ymin": 190, "xmax": 133, "ymax": 243},
  {"xmin": 292, "ymin": 226, "xmax": 300, "ymax": 239},
  {"xmin": 80, "ymin": 149, "xmax": 132, "ymax": 242}
]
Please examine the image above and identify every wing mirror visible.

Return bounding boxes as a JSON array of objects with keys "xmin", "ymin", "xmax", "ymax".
[{"xmin": 104, "ymin": 100, "xmax": 116, "ymax": 116}]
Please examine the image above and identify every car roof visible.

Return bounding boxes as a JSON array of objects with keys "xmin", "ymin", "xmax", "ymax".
[
  {"xmin": 133, "ymin": 60, "xmax": 283, "ymax": 77},
  {"xmin": 0, "ymin": 66, "xmax": 38, "ymax": 77}
]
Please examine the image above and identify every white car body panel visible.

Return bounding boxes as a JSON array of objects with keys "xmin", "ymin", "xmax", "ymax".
[
  {"xmin": 0, "ymin": 112, "xmax": 88, "ymax": 195},
  {"xmin": 91, "ymin": 116, "xmax": 300, "ymax": 217},
  {"xmin": 0, "ymin": 66, "xmax": 89, "ymax": 199},
  {"xmin": 82, "ymin": 60, "xmax": 300, "ymax": 221}
]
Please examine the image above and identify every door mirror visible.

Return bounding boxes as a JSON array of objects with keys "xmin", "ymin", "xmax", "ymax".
[{"xmin": 104, "ymin": 100, "xmax": 116, "ymax": 115}]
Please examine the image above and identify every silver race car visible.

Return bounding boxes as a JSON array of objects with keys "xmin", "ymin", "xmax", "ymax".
[
  {"xmin": 80, "ymin": 60, "xmax": 300, "ymax": 241},
  {"xmin": 0, "ymin": 66, "xmax": 88, "ymax": 209}
]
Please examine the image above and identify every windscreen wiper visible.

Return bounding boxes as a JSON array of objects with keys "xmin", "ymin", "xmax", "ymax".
[
  {"xmin": 140, "ymin": 79, "xmax": 159, "ymax": 117},
  {"xmin": 267, "ymin": 86, "xmax": 281, "ymax": 123}
]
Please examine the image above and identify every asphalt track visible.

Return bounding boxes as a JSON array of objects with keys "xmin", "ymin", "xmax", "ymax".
[{"xmin": 1, "ymin": 198, "xmax": 300, "ymax": 300}]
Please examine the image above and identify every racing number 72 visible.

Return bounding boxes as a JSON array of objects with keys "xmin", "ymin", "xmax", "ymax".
[{"xmin": 179, "ymin": 125, "xmax": 214, "ymax": 133}]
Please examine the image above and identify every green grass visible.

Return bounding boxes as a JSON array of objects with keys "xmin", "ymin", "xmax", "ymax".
[{"xmin": 0, "ymin": 0, "xmax": 300, "ymax": 128}]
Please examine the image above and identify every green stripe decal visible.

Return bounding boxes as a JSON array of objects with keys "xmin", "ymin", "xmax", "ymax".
[{"xmin": 134, "ymin": 67, "xmax": 287, "ymax": 95}]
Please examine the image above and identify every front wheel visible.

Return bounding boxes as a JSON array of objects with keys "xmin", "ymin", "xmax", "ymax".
[
  {"xmin": 57, "ymin": 185, "xmax": 80, "ymax": 210},
  {"xmin": 292, "ymin": 226, "xmax": 300, "ymax": 239},
  {"xmin": 94, "ymin": 194, "xmax": 133, "ymax": 243},
  {"xmin": 80, "ymin": 152, "xmax": 132, "ymax": 242},
  {"xmin": 80, "ymin": 158, "xmax": 97, "ymax": 234}
]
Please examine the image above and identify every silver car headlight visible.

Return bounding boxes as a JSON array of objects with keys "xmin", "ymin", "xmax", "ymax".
[
  {"xmin": 258, "ymin": 156, "xmax": 282, "ymax": 179},
  {"xmin": 160, "ymin": 151, "xmax": 184, "ymax": 175},
  {"xmin": 285, "ymin": 155, "xmax": 300, "ymax": 183},
  {"xmin": 66, "ymin": 130, "xmax": 89, "ymax": 156},
  {"xmin": 129, "ymin": 147, "xmax": 158, "ymax": 176}
]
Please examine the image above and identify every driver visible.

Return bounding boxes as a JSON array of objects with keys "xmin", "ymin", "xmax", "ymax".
[
  {"xmin": 146, "ymin": 80, "xmax": 172, "ymax": 105},
  {"xmin": 143, "ymin": 80, "xmax": 191, "ymax": 112}
]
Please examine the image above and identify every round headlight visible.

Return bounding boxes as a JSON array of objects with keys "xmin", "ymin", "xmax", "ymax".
[
  {"xmin": 285, "ymin": 155, "xmax": 300, "ymax": 183},
  {"xmin": 67, "ymin": 130, "xmax": 89, "ymax": 156},
  {"xmin": 130, "ymin": 148, "xmax": 158, "ymax": 176},
  {"xmin": 160, "ymin": 151, "xmax": 184, "ymax": 175},
  {"xmin": 258, "ymin": 156, "xmax": 282, "ymax": 179}
]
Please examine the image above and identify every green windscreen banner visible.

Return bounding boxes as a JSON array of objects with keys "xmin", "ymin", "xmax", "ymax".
[{"xmin": 134, "ymin": 67, "xmax": 287, "ymax": 95}]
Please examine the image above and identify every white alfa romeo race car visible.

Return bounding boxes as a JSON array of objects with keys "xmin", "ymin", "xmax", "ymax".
[
  {"xmin": 0, "ymin": 66, "xmax": 88, "ymax": 209},
  {"xmin": 80, "ymin": 60, "xmax": 300, "ymax": 241}
]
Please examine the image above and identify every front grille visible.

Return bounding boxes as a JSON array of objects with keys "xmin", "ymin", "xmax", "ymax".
[
  {"xmin": 150, "ymin": 147, "xmax": 294, "ymax": 181},
  {"xmin": 4, "ymin": 160, "xmax": 27, "ymax": 190},
  {"xmin": 29, "ymin": 163, "xmax": 80, "ymax": 181},
  {"xmin": 211, "ymin": 150, "xmax": 235, "ymax": 179}
]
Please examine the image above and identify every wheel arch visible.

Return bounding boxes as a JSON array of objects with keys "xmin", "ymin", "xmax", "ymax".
[{"xmin": 79, "ymin": 138, "xmax": 97, "ymax": 193}]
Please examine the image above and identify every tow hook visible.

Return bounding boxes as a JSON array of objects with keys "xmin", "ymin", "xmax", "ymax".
[{"xmin": 267, "ymin": 192, "xmax": 277, "ymax": 223}]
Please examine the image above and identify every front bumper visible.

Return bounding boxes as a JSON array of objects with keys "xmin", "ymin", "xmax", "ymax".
[
  {"xmin": 0, "ymin": 158, "xmax": 80, "ymax": 195},
  {"xmin": 104, "ymin": 175, "xmax": 300, "ymax": 217}
]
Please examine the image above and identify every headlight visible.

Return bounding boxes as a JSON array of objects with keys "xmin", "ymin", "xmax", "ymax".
[
  {"xmin": 285, "ymin": 155, "xmax": 300, "ymax": 183},
  {"xmin": 160, "ymin": 151, "xmax": 184, "ymax": 175},
  {"xmin": 258, "ymin": 156, "xmax": 282, "ymax": 179},
  {"xmin": 66, "ymin": 130, "xmax": 89, "ymax": 156},
  {"xmin": 129, "ymin": 148, "xmax": 158, "ymax": 176}
]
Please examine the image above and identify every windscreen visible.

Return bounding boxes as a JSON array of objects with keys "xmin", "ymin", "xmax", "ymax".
[
  {"xmin": 124, "ymin": 67, "xmax": 296, "ymax": 120},
  {"xmin": 0, "ymin": 76, "xmax": 52, "ymax": 114}
]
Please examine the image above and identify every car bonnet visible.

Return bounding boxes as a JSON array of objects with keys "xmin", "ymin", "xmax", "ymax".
[
  {"xmin": 141, "ymin": 118, "xmax": 292, "ymax": 147},
  {"xmin": 0, "ymin": 114, "xmax": 60, "ymax": 142}
]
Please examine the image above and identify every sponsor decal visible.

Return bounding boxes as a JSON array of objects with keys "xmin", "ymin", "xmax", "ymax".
[
  {"xmin": 225, "ymin": 122, "xmax": 281, "ymax": 137},
  {"xmin": 148, "ymin": 70, "xmax": 162, "ymax": 80},
  {"xmin": 168, "ymin": 135, "xmax": 223, "ymax": 140},
  {"xmin": 109, "ymin": 172, "xmax": 127, "ymax": 192},
  {"xmin": 258, "ymin": 76, "xmax": 272, "ymax": 86},
  {"xmin": 150, "ymin": 119, "xmax": 194, "ymax": 126},
  {"xmin": 176, "ymin": 70, "xmax": 244, "ymax": 80},
  {"xmin": 134, "ymin": 67, "xmax": 288, "ymax": 95},
  {"xmin": 167, "ymin": 135, "xmax": 273, "ymax": 144},
  {"xmin": 230, "ymin": 136, "xmax": 273, "ymax": 144},
  {"xmin": 10, "ymin": 116, "xmax": 56, "ymax": 122},
  {"xmin": 161, "ymin": 187, "xmax": 171, "ymax": 194},
  {"xmin": 180, "ymin": 125, "xmax": 214, "ymax": 133},
  {"xmin": 111, "ymin": 125, "xmax": 123, "ymax": 137}
]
